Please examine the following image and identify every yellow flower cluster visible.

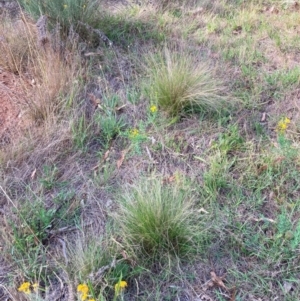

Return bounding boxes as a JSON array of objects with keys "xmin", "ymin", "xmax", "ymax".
[
  {"xmin": 115, "ymin": 280, "xmax": 127, "ymax": 296},
  {"xmin": 129, "ymin": 128, "xmax": 139, "ymax": 138},
  {"xmin": 276, "ymin": 117, "xmax": 291, "ymax": 133},
  {"xmin": 18, "ymin": 282, "xmax": 31, "ymax": 294},
  {"xmin": 63, "ymin": 4, "xmax": 68, "ymax": 9},
  {"xmin": 150, "ymin": 105, "xmax": 157, "ymax": 113},
  {"xmin": 77, "ymin": 284, "xmax": 94, "ymax": 301},
  {"xmin": 18, "ymin": 282, "xmax": 38, "ymax": 294}
]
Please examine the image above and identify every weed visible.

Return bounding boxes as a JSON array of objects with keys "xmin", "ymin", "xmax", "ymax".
[
  {"xmin": 203, "ymin": 125, "xmax": 244, "ymax": 197},
  {"xmin": 264, "ymin": 68, "xmax": 300, "ymax": 90},
  {"xmin": 203, "ymin": 151, "xmax": 231, "ymax": 198},
  {"xmin": 65, "ymin": 232, "xmax": 136, "ymax": 301},
  {"xmin": 72, "ymin": 94, "xmax": 126, "ymax": 151},
  {"xmin": 214, "ymin": 124, "xmax": 244, "ymax": 155},
  {"xmin": 72, "ymin": 115, "xmax": 91, "ymax": 151},
  {"xmin": 125, "ymin": 126, "xmax": 147, "ymax": 154},
  {"xmin": 39, "ymin": 165, "xmax": 59, "ymax": 190},
  {"xmin": 276, "ymin": 133, "xmax": 297, "ymax": 162},
  {"xmin": 94, "ymin": 100, "xmax": 126, "ymax": 148},
  {"xmin": 100, "ymin": 114, "xmax": 123, "ymax": 144},
  {"xmin": 11, "ymin": 202, "xmax": 54, "ymax": 254}
]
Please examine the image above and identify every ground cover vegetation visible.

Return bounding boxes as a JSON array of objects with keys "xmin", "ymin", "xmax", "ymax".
[{"xmin": 0, "ymin": 0, "xmax": 300, "ymax": 300}]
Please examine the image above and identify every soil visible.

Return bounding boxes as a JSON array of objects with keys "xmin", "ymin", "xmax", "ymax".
[{"xmin": 0, "ymin": 68, "xmax": 28, "ymax": 146}]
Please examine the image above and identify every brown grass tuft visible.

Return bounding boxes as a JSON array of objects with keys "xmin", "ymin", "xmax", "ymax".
[
  {"xmin": 0, "ymin": 18, "xmax": 34, "ymax": 74},
  {"xmin": 0, "ymin": 14, "xmax": 81, "ymax": 150}
]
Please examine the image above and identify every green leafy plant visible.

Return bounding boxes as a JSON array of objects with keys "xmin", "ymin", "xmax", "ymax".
[
  {"xmin": 39, "ymin": 164, "xmax": 59, "ymax": 190},
  {"xmin": 8, "ymin": 188, "xmax": 79, "ymax": 253},
  {"xmin": 94, "ymin": 96, "xmax": 126, "ymax": 147},
  {"xmin": 12, "ymin": 203, "xmax": 55, "ymax": 253},
  {"xmin": 276, "ymin": 211, "xmax": 300, "ymax": 252},
  {"xmin": 214, "ymin": 125, "xmax": 244, "ymax": 155},
  {"xmin": 72, "ymin": 93, "xmax": 126, "ymax": 151},
  {"xmin": 125, "ymin": 126, "xmax": 147, "ymax": 154}
]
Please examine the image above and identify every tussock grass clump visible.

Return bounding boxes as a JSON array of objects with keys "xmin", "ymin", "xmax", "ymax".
[
  {"xmin": 147, "ymin": 48, "xmax": 229, "ymax": 117},
  {"xmin": 115, "ymin": 178, "xmax": 205, "ymax": 260},
  {"xmin": 66, "ymin": 234, "xmax": 110, "ymax": 281}
]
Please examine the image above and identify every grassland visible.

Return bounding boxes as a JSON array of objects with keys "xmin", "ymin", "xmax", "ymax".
[{"xmin": 0, "ymin": 0, "xmax": 300, "ymax": 300}]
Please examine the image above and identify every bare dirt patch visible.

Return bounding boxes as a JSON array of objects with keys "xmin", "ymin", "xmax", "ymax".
[{"xmin": 0, "ymin": 69, "xmax": 31, "ymax": 146}]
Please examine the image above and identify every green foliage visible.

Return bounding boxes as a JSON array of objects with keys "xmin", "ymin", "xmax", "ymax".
[
  {"xmin": 264, "ymin": 67, "xmax": 300, "ymax": 91},
  {"xmin": 95, "ymin": 95, "xmax": 126, "ymax": 147},
  {"xmin": 18, "ymin": 0, "xmax": 99, "ymax": 35},
  {"xmin": 114, "ymin": 177, "xmax": 205, "ymax": 260},
  {"xmin": 124, "ymin": 126, "xmax": 147, "ymax": 154},
  {"xmin": 11, "ymin": 191, "xmax": 79, "ymax": 257},
  {"xmin": 277, "ymin": 134, "xmax": 297, "ymax": 161},
  {"xmin": 40, "ymin": 164, "xmax": 59, "ymax": 190},
  {"xmin": 203, "ymin": 125, "xmax": 244, "ymax": 197},
  {"xmin": 1, "ymin": 1, "xmax": 300, "ymax": 299},
  {"xmin": 203, "ymin": 152, "xmax": 231, "ymax": 197},
  {"xmin": 276, "ymin": 211, "xmax": 300, "ymax": 252},
  {"xmin": 72, "ymin": 115, "xmax": 91, "ymax": 151},
  {"xmin": 146, "ymin": 48, "xmax": 229, "ymax": 117},
  {"xmin": 214, "ymin": 125, "xmax": 244, "ymax": 155},
  {"xmin": 95, "ymin": 13, "xmax": 166, "ymax": 48},
  {"xmin": 277, "ymin": 211, "xmax": 292, "ymax": 236},
  {"xmin": 291, "ymin": 221, "xmax": 300, "ymax": 250},
  {"xmin": 12, "ymin": 203, "xmax": 55, "ymax": 254},
  {"xmin": 98, "ymin": 114, "xmax": 122, "ymax": 144},
  {"xmin": 72, "ymin": 94, "xmax": 126, "ymax": 151}
]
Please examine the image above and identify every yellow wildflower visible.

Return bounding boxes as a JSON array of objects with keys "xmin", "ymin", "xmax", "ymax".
[
  {"xmin": 32, "ymin": 283, "xmax": 39, "ymax": 292},
  {"xmin": 276, "ymin": 117, "xmax": 291, "ymax": 133},
  {"xmin": 18, "ymin": 282, "xmax": 31, "ymax": 294},
  {"xmin": 129, "ymin": 128, "xmax": 139, "ymax": 138},
  {"xmin": 83, "ymin": 4, "xmax": 86, "ymax": 8},
  {"xmin": 63, "ymin": 4, "xmax": 68, "ymax": 9},
  {"xmin": 115, "ymin": 280, "xmax": 127, "ymax": 296},
  {"xmin": 150, "ymin": 105, "xmax": 157, "ymax": 113},
  {"xmin": 77, "ymin": 283, "xmax": 89, "ymax": 301}
]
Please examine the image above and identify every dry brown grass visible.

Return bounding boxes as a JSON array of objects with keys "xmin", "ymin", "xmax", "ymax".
[
  {"xmin": 0, "ymin": 14, "xmax": 81, "ymax": 161},
  {"xmin": 26, "ymin": 50, "xmax": 78, "ymax": 124},
  {"xmin": 0, "ymin": 18, "xmax": 34, "ymax": 74},
  {"xmin": 0, "ymin": 14, "xmax": 80, "ymax": 121}
]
